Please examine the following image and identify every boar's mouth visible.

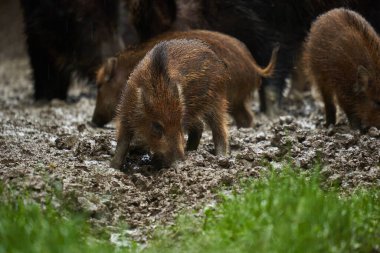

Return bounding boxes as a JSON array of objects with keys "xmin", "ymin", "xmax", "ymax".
[{"xmin": 151, "ymin": 153, "xmax": 173, "ymax": 170}]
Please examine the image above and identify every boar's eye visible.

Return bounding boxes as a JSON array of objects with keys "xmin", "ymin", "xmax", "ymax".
[{"xmin": 151, "ymin": 122, "xmax": 164, "ymax": 138}]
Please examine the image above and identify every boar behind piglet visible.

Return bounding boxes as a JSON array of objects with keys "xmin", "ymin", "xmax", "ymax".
[
  {"xmin": 111, "ymin": 39, "xmax": 229, "ymax": 170},
  {"xmin": 92, "ymin": 40, "xmax": 158, "ymax": 127},
  {"xmin": 304, "ymin": 8, "xmax": 380, "ymax": 129}
]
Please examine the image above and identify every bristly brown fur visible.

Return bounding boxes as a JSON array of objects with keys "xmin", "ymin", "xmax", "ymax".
[
  {"xmin": 303, "ymin": 8, "xmax": 380, "ymax": 129},
  {"xmin": 92, "ymin": 30, "xmax": 278, "ymax": 128},
  {"xmin": 111, "ymin": 39, "xmax": 230, "ymax": 170},
  {"xmin": 150, "ymin": 42, "xmax": 170, "ymax": 85}
]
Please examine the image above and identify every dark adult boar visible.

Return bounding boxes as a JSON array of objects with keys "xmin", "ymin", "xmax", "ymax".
[
  {"xmin": 92, "ymin": 30, "xmax": 278, "ymax": 128},
  {"xmin": 20, "ymin": 0, "xmax": 124, "ymax": 100},
  {"xmin": 111, "ymin": 39, "xmax": 229, "ymax": 170},
  {"xmin": 303, "ymin": 8, "xmax": 380, "ymax": 129}
]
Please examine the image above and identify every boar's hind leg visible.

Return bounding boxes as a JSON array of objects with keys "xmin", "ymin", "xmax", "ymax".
[
  {"xmin": 231, "ymin": 102, "xmax": 253, "ymax": 128},
  {"xmin": 111, "ymin": 131, "xmax": 133, "ymax": 170},
  {"xmin": 346, "ymin": 111, "xmax": 362, "ymax": 130},
  {"xmin": 205, "ymin": 103, "xmax": 229, "ymax": 156},
  {"xmin": 186, "ymin": 119, "xmax": 204, "ymax": 151},
  {"xmin": 319, "ymin": 86, "xmax": 336, "ymax": 127},
  {"xmin": 259, "ymin": 65, "xmax": 289, "ymax": 115}
]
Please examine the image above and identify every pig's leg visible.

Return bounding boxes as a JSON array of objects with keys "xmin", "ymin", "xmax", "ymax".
[
  {"xmin": 346, "ymin": 111, "xmax": 362, "ymax": 130},
  {"xmin": 259, "ymin": 63, "xmax": 289, "ymax": 116},
  {"xmin": 27, "ymin": 38, "xmax": 71, "ymax": 100},
  {"xmin": 186, "ymin": 119, "xmax": 204, "ymax": 151},
  {"xmin": 319, "ymin": 86, "xmax": 336, "ymax": 127},
  {"xmin": 205, "ymin": 102, "xmax": 229, "ymax": 156},
  {"xmin": 231, "ymin": 101, "xmax": 253, "ymax": 128},
  {"xmin": 111, "ymin": 128, "xmax": 133, "ymax": 170}
]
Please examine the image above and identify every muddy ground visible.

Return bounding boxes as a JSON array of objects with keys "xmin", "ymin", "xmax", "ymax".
[{"xmin": 0, "ymin": 0, "xmax": 379, "ymax": 244}]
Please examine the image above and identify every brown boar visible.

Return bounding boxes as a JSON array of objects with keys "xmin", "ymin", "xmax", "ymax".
[
  {"xmin": 290, "ymin": 55, "xmax": 311, "ymax": 94},
  {"xmin": 303, "ymin": 8, "xmax": 380, "ymax": 129},
  {"xmin": 111, "ymin": 39, "xmax": 229, "ymax": 169},
  {"xmin": 93, "ymin": 41, "xmax": 156, "ymax": 127},
  {"xmin": 92, "ymin": 30, "xmax": 278, "ymax": 128}
]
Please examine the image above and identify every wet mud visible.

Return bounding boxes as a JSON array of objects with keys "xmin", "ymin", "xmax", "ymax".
[{"xmin": 0, "ymin": 0, "xmax": 379, "ymax": 243}]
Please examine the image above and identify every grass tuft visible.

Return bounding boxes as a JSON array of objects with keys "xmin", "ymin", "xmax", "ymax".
[
  {"xmin": 0, "ymin": 186, "xmax": 117, "ymax": 253},
  {"xmin": 145, "ymin": 167, "xmax": 380, "ymax": 253}
]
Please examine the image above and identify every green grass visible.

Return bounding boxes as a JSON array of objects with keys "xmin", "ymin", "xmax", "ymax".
[
  {"xmin": 145, "ymin": 168, "xmax": 380, "ymax": 253},
  {"xmin": 0, "ymin": 167, "xmax": 379, "ymax": 253},
  {"xmin": 0, "ymin": 187, "xmax": 120, "ymax": 253}
]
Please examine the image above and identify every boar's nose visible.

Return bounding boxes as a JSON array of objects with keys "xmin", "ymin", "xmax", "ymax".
[{"xmin": 175, "ymin": 149, "xmax": 185, "ymax": 161}]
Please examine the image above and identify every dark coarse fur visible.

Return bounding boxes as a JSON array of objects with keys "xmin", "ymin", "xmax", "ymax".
[
  {"xmin": 122, "ymin": 0, "xmax": 177, "ymax": 42},
  {"xmin": 123, "ymin": 0, "xmax": 380, "ymax": 114},
  {"xmin": 92, "ymin": 30, "xmax": 278, "ymax": 128},
  {"xmin": 304, "ymin": 8, "xmax": 380, "ymax": 129},
  {"xmin": 111, "ymin": 39, "xmax": 229, "ymax": 170},
  {"xmin": 19, "ymin": 0, "xmax": 124, "ymax": 100}
]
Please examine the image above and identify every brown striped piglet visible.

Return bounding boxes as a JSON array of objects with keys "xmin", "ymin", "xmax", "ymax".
[{"xmin": 111, "ymin": 39, "xmax": 229, "ymax": 170}]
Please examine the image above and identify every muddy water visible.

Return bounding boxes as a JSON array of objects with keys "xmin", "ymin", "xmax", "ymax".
[{"xmin": 0, "ymin": 0, "xmax": 379, "ymax": 243}]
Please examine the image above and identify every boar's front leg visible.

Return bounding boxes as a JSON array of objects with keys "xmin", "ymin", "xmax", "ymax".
[
  {"xmin": 319, "ymin": 86, "xmax": 336, "ymax": 127},
  {"xmin": 186, "ymin": 118, "xmax": 204, "ymax": 151},
  {"xmin": 205, "ymin": 101, "xmax": 229, "ymax": 156},
  {"xmin": 111, "ymin": 129, "xmax": 133, "ymax": 170}
]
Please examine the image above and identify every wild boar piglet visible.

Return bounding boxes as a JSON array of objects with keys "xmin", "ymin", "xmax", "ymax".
[
  {"xmin": 111, "ymin": 39, "xmax": 229, "ymax": 169},
  {"xmin": 304, "ymin": 8, "xmax": 380, "ymax": 129}
]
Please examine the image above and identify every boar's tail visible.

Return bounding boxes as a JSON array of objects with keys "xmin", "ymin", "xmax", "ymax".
[{"xmin": 253, "ymin": 44, "xmax": 280, "ymax": 78}]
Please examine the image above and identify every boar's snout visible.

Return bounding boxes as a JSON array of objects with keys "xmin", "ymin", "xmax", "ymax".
[
  {"xmin": 91, "ymin": 99, "xmax": 115, "ymax": 127},
  {"xmin": 163, "ymin": 147, "xmax": 185, "ymax": 167},
  {"xmin": 151, "ymin": 145, "xmax": 185, "ymax": 169},
  {"xmin": 172, "ymin": 147, "xmax": 185, "ymax": 162}
]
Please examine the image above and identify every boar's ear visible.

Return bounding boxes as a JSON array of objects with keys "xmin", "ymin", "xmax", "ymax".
[
  {"xmin": 150, "ymin": 44, "xmax": 179, "ymax": 96},
  {"xmin": 355, "ymin": 65, "xmax": 370, "ymax": 93},
  {"xmin": 150, "ymin": 42, "xmax": 170, "ymax": 86},
  {"xmin": 103, "ymin": 57, "xmax": 118, "ymax": 83}
]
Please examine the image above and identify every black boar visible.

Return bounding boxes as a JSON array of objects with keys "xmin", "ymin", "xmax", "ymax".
[{"xmin": 19, "ymin": 0, "xmax": 125, "ymax": 100}]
